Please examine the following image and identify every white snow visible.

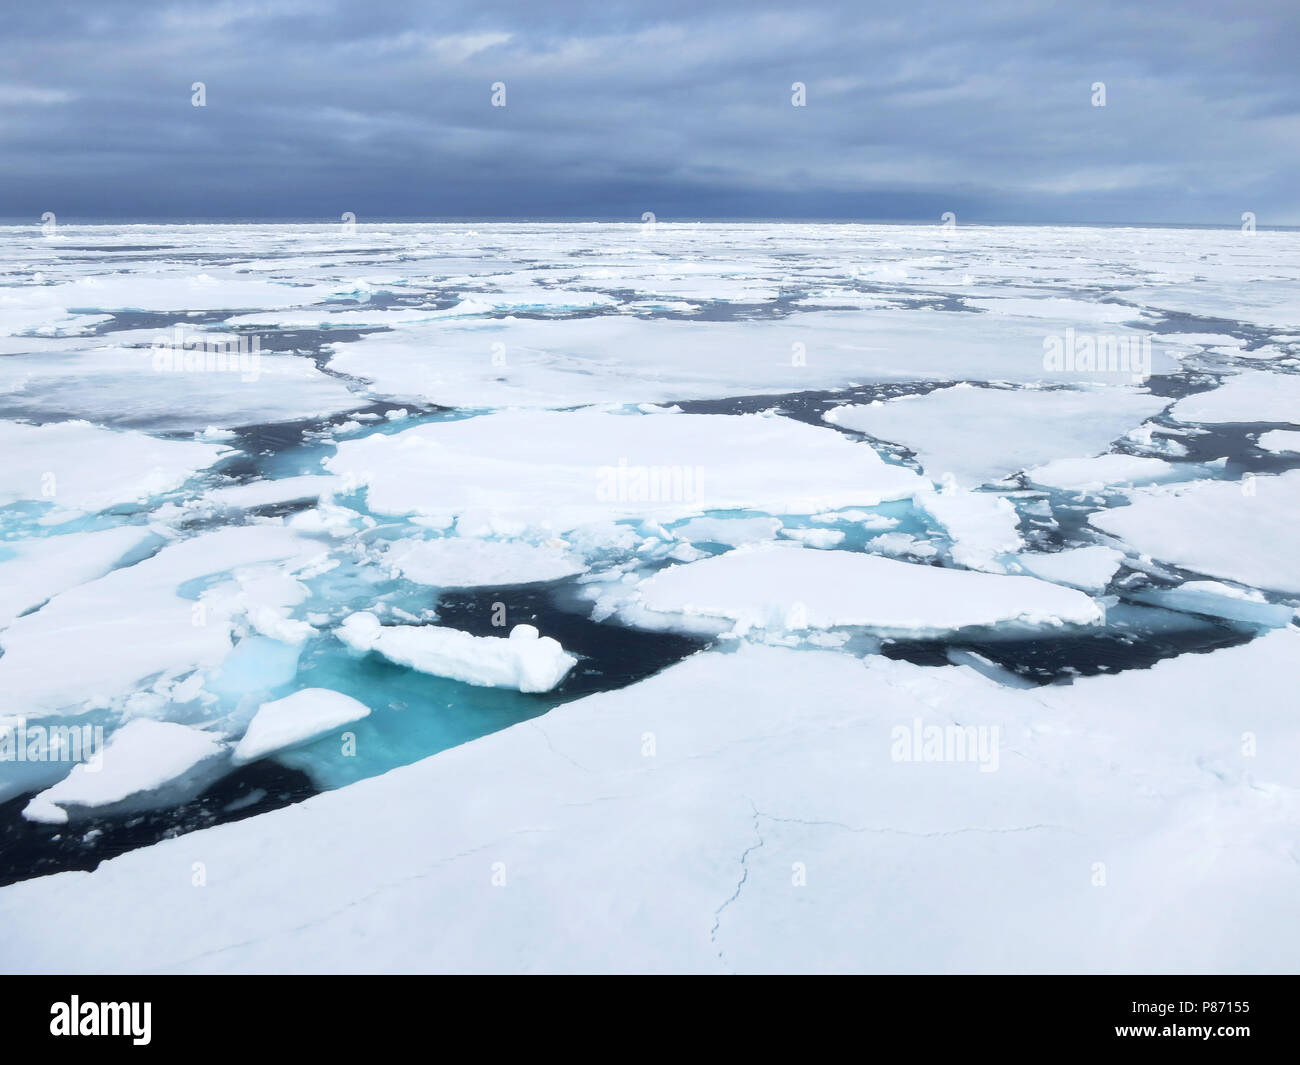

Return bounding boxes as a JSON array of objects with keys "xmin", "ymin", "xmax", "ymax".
[
  {"xmin": 1171, "ymin": 372, "xmax": 1300, "ymax": 426},
  {"xmin": 916, "ymin": 489, "xmax": 1022, "ymax": 570},
  {"xmin": 1090, "ymin": 470, "xmax": 1300, "ymax": 593},
  {"xmin": 1011, "ymin": 546, "xmax": 1126, "ymax": 593},
  {"xmin": 22, "ymin": 720, "xmax": 225, "ymax": 824},
  {"xmin": 326, "ymin": 410, "xmax": 926, "ymax": 531},
  {"xmin": 338, "ymin": 613, "xmax": 577, "ymax": 693},
  {"xmin": 0, "ymin": 525, "xmax": 328, "ymax": 715},
  {"xmin": 1258, "ymin": 429, "xmax": 1300, "ymax": 454},
  {"xmin": 233, "ymin": 689, "xmax": 371, "ymax": 765},
  {"xmin": 628, "ymin": 542, "xmax": 1102, "ymax": 636},
  {"xmin": 0, "ymin": 420, "xmax": 226, "ymax": 514},
  {"xmin": 1023, "ymin": 453, "xmax": 1180, "ymax": 492},
  {"xmin": 384, "ymin": 537, "xmax": 587, "ymax": 588},
  {"xmin": 4, "ymin": 630, "xmax": 1297, "ymax": 973},
  {"xmin": 824, "ymin": 385, "xmax": 1168, "ymax": 487},
  {"xmin": 0, "ymin": 525, "xmax": 158, "ymax": 628},
  {"xmin": 671, "ymin": 516, "xmax": 783, "ymax": 546}
]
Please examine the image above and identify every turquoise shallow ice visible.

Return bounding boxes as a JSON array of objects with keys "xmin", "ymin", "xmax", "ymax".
[{"xmin": 0, "ymin": 222, "xmax": 1298, "ymax": 971}]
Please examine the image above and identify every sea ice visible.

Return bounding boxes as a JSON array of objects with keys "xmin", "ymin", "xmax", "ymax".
[
  {"xmin": 1090, "ymin": 470, "xmax": 1300, "ymax": 593},
  {"xmin": 233, "ymin": 689, "xmax": 372, "ymax": 765},
  {"xmin": 1170, "ymin": 372, "xmax": 1300, "ymax": 426},
  {"xmin": 22, "ymin": 720, "xmax": 226, "ymax": 824},
  {"xmin": 326, "ymin": 410, "xmax": 927, "ymax": 531},
  {"xmin": 1011, "ymin": 546, "xmax": 1125, "ymax": 594},
  {"xmin": 5, "ymin": 630, "xmax": 1297, "ymax": 973},
  {"xmin": 627, "ymin": 542, "xmax": 1102, "ymax": 636},
  {"xmin": 824, "ymin": 385, "xmax": 1168, "ymax": 487},
  {"xmin": 1023, "ymin": 453, "xmax": 1180, "ymax": 492},
  {"xmin": 1257, "ymin": 429, "xmax": 1300, "ymax": 454},
  {"xmin": 384, "ymin": 537, "xmax": 587, "ymax": 588},
  {"xmin": 0, "ymin": 420, "xmax": 226, "ymax": 514},
  {"xmin": 338, "ymin": 613, "xmax": 577, "ymax": 693}
]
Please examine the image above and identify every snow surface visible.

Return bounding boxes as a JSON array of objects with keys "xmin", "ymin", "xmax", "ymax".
[
  {"xmin": 0, "ymin": 420, "xmax": 225, "ymax": 514},
  {"xmin": 233, "ymin": 689, "xmax": 372, "ymax": 765},
  {"xmin": 3, "ymin": 632, "xmax": 1298, "ymax": 973},
  {"xmin": 1090, "ymin": 470, "xmax": 1300, "ymax": 593},
  {"xmin": 339, "ymin": 614, "xmax": 577, "ymax": 693},
  {"xmin": 824, "ymin": 386, "xmax": 1168, "ymax": 487},
  {"xmin": 326, "ymin": 410, "xmax": 927, "ymax": 531},
  {"xmin": 2, "ymin": 223, "xmax": 1298, "ymax": 974},
  {"xmin": 1170, "ymin": 372, "xmax": 1300, "ymax": 426},
  {"xmin": 1023, "ymin": 453, "xmax": 1180, "ymax": 492},
  {"xmin": 22, "ymin": 720, "xmax": 226, "ymax": 825},
  {"xmin": 384, "ymin": 537, "xmax": 587, "ymax": 588},
  {"xmin": 0, "ymin": 525, "xmax": 328, "ymax": 715},
  {"xmin": 1258, "ymin": 429, "xmax": 1300, "ymax": 454},
  {"xmin": 0, "ymin": 525, "xmax": 158, "ymax": 628},
  {"xmin": 915, "ymin": 489, "xmax": 1022, "ymax": 570},
  {"xmin": 628, "ymin": 542, "xmax": 1102, "ymax": 636},
  {"xmin": 1011, "ymin": 546, "xmax": 1126, "ymax": 594}
]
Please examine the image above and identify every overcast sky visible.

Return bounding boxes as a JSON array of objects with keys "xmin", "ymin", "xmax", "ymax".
[{"xmin": 3, "ymin": 0, "xmax": 1297, "ymax": 224}]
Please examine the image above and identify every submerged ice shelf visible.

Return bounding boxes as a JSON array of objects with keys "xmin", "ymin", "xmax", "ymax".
[{"xmin": 1, "ymin": 222, "xmax": 1298, "ymax": 970}]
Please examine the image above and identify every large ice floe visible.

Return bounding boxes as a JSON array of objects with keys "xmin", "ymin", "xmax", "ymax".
[
  {"xmin": 325, "ymin": 409, "xmax": 927, "ymax": 531},
  {"xmin": 3, "ymin": 632, "xmax": 1298, "ymax": 973},
  {"xmin": 1, "ymin": 221, "xmax": 1298, "ymax": 973},
  {"xmin": 623, "ymin": 542, "xmax": 1102, "ymax": 637}
]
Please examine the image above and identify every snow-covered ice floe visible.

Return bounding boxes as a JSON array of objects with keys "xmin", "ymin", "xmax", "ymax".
[
  {"xmin": 338, "ymin": 613, "xmax": 577, "ymax": 693},
  {"xmin": 233, "ymin": 689, "xmax": 371, "ymax": 765},
  {"xmin": 326, "ymin": 409, "xmax": 927, "ymax": 530},
  {"xmin": 3, "ymin": 630, "xmax": 1298, "ymax": 973},
  {"xmin": 1, "ymin": 222, "xmax": 1298, "ymax": 973},
  {"xmin": 22, "ymin": 720, "xmax": 226, "ymax": 825},
  {"xmin": 1090, "ymin": 470, "xmax": 1300, "ymax": 594},
  {"xmin": 623, "ymin": 542, "xmax": 1102, "ymax": 637}
]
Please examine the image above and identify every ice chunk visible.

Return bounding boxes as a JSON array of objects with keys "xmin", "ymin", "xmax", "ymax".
[
  {"xmin": 866, "ymin": 532, "xmax": 938, "ymax": 559},
  {"xmin": 0, "ymin": 525, "xmax": 158, "ymax": 629},
  {"xmin": 1258, "ymin": 429, "xmax": 1300, "ymax": 454},
  {"xmin": 198, "ymin": 475, "xmax": 342, "ymax": 510},
  {"xmin": 824, "ymin": 385, "xmax": 1168, "ymax": 487},
  {"xmin": 233, "ymin": 689, "xmax": 371, "ymax": 765},
  {"xmin": 22, "ymin": 720, "xmax": 225, "ymax": 824},
  {"xmin": 326, "ymin": 410, "xmax": 926, "ymax": 531},
  {"xmin": 629, "ymin": 542, "xmax": 1102, "ymax": 637},
  {"xmin": 778, "ymin": 527, "xmax": 845, "ymax": 548},
  {"xmin": 1012, "ymin": 546, "xmax": 1125, "ymax": 594},
  {"xmin": 338, "ymin": 613, "xmax": 576, "ymax": 693},
  {"xmin": 916, "ymin": 489, "xmax": 1022, "ymax": 570},
  {"xmin": 0, "ymin": 347, "xmax": 362, "ymax": 431},
  {"xmin": 1090, "ymin": 470, "xmax": 1300, "ymax": 593},
  {"xmin": 1170, "ymin": 372, "xmax": 1300, "ymax": 426},
  {"xmin": 671, "ymin": 516, "xmax": 783, "ymax": 547},
  {"xmin": 1127, "ymin": 581, "xmax": 1293, "ymax": 627},
  {"xmin": 0, "ymin": 420, "xmax": 225, "ymax": 514},
  {"xmin": 385, "ymin": 537, "xmax": 587, "ymax": 588},
  {"xmin": 1023, "ymin": 453, "xmax": 1179, "ymax": 492},
  {"xmin": 0, "ymin": 526, "xmax": 327, "ymax": 715},
  {"xmin": 326, "ymin": 304, "xmax": 1179, "ymax": 411}
]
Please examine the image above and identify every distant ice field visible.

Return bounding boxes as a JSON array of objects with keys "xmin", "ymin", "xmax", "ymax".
[{"xmin": 0, "ymin": 222, "xmax": 1297, "ymax": 972}]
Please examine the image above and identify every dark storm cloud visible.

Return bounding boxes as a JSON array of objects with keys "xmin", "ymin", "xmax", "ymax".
[{"xmin": 2, "ymin": 0, "xmax": 1297, "ymax": 222}]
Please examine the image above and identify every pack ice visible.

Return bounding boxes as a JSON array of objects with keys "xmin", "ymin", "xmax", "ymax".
[{"xmin": 1, "ymin": 222, "xmax": 1298, "ymax": 974}]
